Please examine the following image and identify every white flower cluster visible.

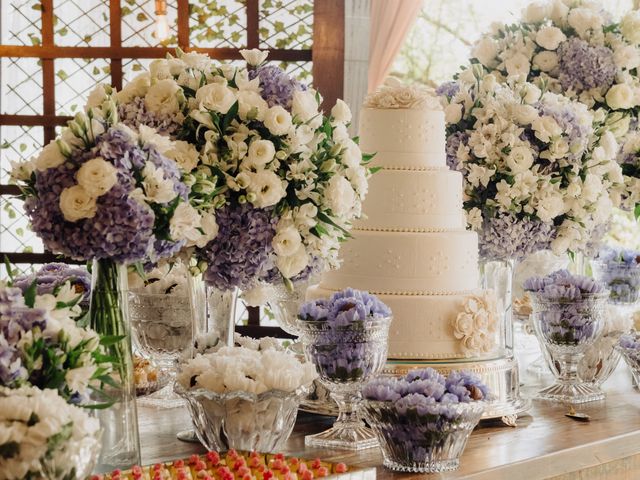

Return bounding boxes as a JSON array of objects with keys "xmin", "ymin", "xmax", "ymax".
[
  {"xmin": 128, "ymin": 259, "xmax": 189, "ymax": 295},
  {"xmin": 441, "ymin": 71, "xmax": 623, "ymax": 255},
  {"xmin": 177, "ymin": 346, "xmax": 317, "ymax": 394},
  {"xmin": 0, "ymin": 386, "xmax": 100, "ymax": 480},
  {"xmin": 452, "ymin": 293, "xmax": 499, "ymax": 357}
]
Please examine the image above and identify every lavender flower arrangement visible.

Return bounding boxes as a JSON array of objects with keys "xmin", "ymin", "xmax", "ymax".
[
  {"xmin": 593, "ymin": 247, "xmax": 640, "ymax": 304},
  {"xmin": 524, "ymin": 270, "xmax": 607, "ymax": 346},
  {"xmin": 362, "ymin": 368, "xmax": 487, "ymax": 472}
]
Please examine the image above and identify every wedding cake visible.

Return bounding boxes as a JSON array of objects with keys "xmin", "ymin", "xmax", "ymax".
[{"xmin": 308, "ymin": 83, "xmax": 500, "ymax": 361}]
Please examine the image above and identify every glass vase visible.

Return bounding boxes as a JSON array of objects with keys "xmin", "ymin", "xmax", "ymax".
[
  {"xmin": 531, "ymin": 293, "xmax": 608, "ymax": 404},
  {"xmin": 89, "ymin": 258, "xmax": 141, "ymax": 471},
  {"xmin": 205, "ymin": 285, "xmax": 240, "ymax": 348},
  {"xmin": 479, "ymin": 258, "xmax": 515, "ymax": 357}
]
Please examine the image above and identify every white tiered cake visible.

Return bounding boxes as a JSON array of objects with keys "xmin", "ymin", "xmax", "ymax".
[{"xmin": 308, "ymin": 85, "xmax": 499, "ymax": 361}]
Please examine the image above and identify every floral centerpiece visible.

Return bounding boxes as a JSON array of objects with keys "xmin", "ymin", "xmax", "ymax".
[
  {"xmin": 469, "ymin": 0, "xmax": 640, "ymax": 212},
  {"xmin": 362, "ymin": 368, "xmax": 487, "ymax": 473},
  {"xmin": 592, "ymin": 247, "xmax": 640, "ymax": 304},
  {"xmin": 0, "ymin": 386, "xmax": 101, "ymax": 480}
]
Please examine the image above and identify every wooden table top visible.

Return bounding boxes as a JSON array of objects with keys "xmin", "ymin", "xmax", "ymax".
[{"xmin": 137, "ymin": 366, "xmax": 640, "ymax": 480}]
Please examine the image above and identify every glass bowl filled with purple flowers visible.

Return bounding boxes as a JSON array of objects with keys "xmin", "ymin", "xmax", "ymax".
[
  {"xmin": 616, "ymin": 331, "xmax": 640, "ymax": 387},
  {"xmin": 363, "ymin": 368, "xmax": 487, "ymax": 473},
  {"xmin": 592, "ymin": 247, "xmax": 640, "ymax": 306},
  {"xmin": 297, "ymin": 288, "xmax": 392, "ymax": 450},
  {"xmin": 525, "ymin": 270, "xmax": 608, "ymax": 404}
]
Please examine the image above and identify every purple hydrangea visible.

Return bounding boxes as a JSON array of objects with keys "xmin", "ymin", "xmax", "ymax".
[
  {"xmin": 117, "ymin": 97, "xmax": 182, "ymax": 137},
  {"xmin": 557, "ymin": 38, "xmax": 616, "ymax": 94},
  {"xmin": 535, "ymin": 98, "xmax": 591, "ymax": 163},
  {"xmin": 249, "ymin": 64, "xmax": 307, "ymax": 109},
  {"xmin": 524, "ymin": 269, "xmax": 606, "ymax": 299},
  {"xmin": 13, "ymin": 263, "xmax": 91, "ymax": 308},
  {"xmin": 199, "ymin": 204, "xmax": 278, "ymax": 291},
  {"xmin": 445, "ymin": 132, "xmax": 468, "ymax": 172},
  {"xmin": 593, "ymin": 247, "xmax": 640, "ymax": 304},
  {"xmin": 436, "ymin": 81, "xmax": 460, "ymax": 99},
  {"xmin": 479, "ymin": 213, "xmax": 555, "ymax": 261}
]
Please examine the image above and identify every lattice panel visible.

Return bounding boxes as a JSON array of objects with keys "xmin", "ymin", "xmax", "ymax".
[
  {"xmin": 0, "ymin": 57, "xmax": 43, "ymax": 115},
  {"xmin": 190, "ymin": 0, "xmax": 247, "ymax": 48},
  {"xmin": 54, "ymin": 0, "xmax": 110, "ymax": 46},
  {"xmin": 270, "ymin": 60, "xmax": 313, "ymax": 83},
  {"xmin": 0, "ymin": 126, "xmax": 44, "ymax": 184},
  {"xmin": 1, "ymin": 0, "xmax": 41, "ymax": 45},
  {"xmin": 122, "ymin": 58, "xmax": 152, "ymax": 83},
  {"xmin": 121, "ymin": 0, "xmax": 178, "ymax": 47},
  {"xmin": 55, "ymin": 57, "xmax": 111, "ymax": 115},
  {"xmin": 0, "ymin": 264, "xmax": 35, "ymax": 282},
  {"xmin": 259, "ymin": 0, "xmax": 313, "ymax": 49},
  {"xmin": 0, "ymin": 197, "xmax": 44, "ymax": 255}
]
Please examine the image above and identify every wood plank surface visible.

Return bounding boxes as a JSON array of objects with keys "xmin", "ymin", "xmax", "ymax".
[{"xmin": 136, "ymin": 366, "xmax": 640, "ymax": 480}]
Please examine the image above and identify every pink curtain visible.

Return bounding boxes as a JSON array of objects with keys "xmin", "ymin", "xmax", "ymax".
[{"xmin": 368, "ymin": 0, "xmax": 424, "ymax": 92}]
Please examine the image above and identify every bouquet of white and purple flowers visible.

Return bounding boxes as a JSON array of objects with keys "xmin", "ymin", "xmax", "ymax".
[
  {"xmin": 469, "ymin": 0, "xmax": 640, "ymax": 212},
  {"xmin": 592, "ymin": 247, "xmax": 640, "ymax": 304},
  {"xmin": 439, "ymin": 70, "xmax": 622, "ymax": 260}
]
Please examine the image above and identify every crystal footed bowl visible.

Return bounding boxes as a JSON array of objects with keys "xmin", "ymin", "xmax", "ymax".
[
  {"xmin": 592, "ymin": 261, "xmax": 640, "ymax": 305},
  {"xmin": 363, "ymin": 400, "xmax": 484, "ymax": 473},
  {"xmin": 40, "ymin": 428, "xmax": 102, "ymax": 480},
  {"xmin": 616, "ymin": 331, "xmax": 640, "ymax": 387},
  {"xmin": 174, "ymin": 383, "xmax": 309, "ymax": 452},
  {"xmin": 578, "ymin": 331, "xmax": 623, "ymax": 386}
]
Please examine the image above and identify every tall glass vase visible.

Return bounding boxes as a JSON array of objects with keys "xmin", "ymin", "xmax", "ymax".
[
  {"xmin": 205, "ymin": 286, "xmax": 240, "ymax": 347},
  {"xmin": 479, "ymin": 258, "xmax": 515, "ymax": 358},
  {"xmin": 90, "ymin": 258, "xmax": 141, "ymax": 471}
]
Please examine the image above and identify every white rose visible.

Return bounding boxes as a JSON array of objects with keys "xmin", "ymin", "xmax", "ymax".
[
  {"xmin": 144, "ymin": 79, "xmax": 181, "ymax": 116},
  {"xmin": 238, "ymin": 90, "xmax": 269, "ymax": 120},
  {"xmin": 195, "ymin": 83, "xmax": 237, "ymax": 113},
  {"xmin": 505, "ymin": 53, "xmax": 531, "ymax": 79},
  {"xmin": 76, "ymin": 157, "xmax": 118, "ymax": 197},
  {"xmin": 240, "ymin": 48, "xmax": 269, "ymax": 66},
  {"xmin": 614, "ymin": 45, "xmax": 640, "ymax": 70},
  {"xmin": 142, "ymin": 162, "xmax": 177, "ymax": 203},
  {"xmin": 324, "ymin": 174, "xmax": 356, "ymax": 218},
  {"xmin": 621, "ymin": 11, "xmax": 640, "ymax": 45},
  {"xmin": 606, "ymin": 84, "xmax": 636, "ymax": 110},
  {"xmin": 65, "ymin": 366, "xmax": 96, "ymax": 395},
  {"xmin": 472, "ymin": 37, "xmax": 499, "ymax": 67},
  {"xmin": 533, "ymin": 51, "xmax": 559, "ymax": 72},
  {"xmin": 522, "ymin": 1, "xmax": 549, "ymax": 23},
  {"xmin": 34, "ymin": 141, "xmax": 66, "ymax": 171},
  {"xmin": 535, "ymin": 26, "xmax": 566, "ymax": 51},
  {"xmin": 149, "ymin": 59, "xmax": 173, "ymax": 80},
  {"xmin": 506, "ymin": 146, "xmax": 534, "ymax": 173},
  {"xmin": 264, "ymin": 106, "xmax": 293, "ymax": 136},
  {"xmin": 521, "ymin": 83, "xmax": 542, "ymax": 104},
  {"xmin": 116, "ymin": 72, "xmax": 150, "ymax": 104},
  {"xmin": 444, "ymin": 103, "xmax": 463, "ymax": 124},
  {"xmin": 291, "ymin": 89, "xmax": 319, "ymax": 123},
  {"xmin": 276, "ymin": 245, "xmax": 309, "ymax": 278},
  {"xmin": 331, "ymin": 99, "xmax": 352, "ymax": 123},
  {"xmin": 165, "ymin": 140, "xmax": 199, "ymax": 172},
  {"xmin": 59, "ymin": 185, "xmax": 97, "ymax": 222},
  {"xmin": 567, "ymin": 8, "xmax": 602, "ymax": 38},
  {"xmin": 247, "ymin": 170, "xmax": 287, "ymax": 208},
  {"xmin": 85, "ymin": 84, "xmax": 108, "ymax": 109},
  {"xmin": 272, "ymin": 226, "xmax": 302, "ymax": 257},
  {"xmin": 247, "ymin": 139, "xmax": 275, "ymax": 167}
]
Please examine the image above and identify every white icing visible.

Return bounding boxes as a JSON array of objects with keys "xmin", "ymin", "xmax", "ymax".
[{"xmin": 363, "ymin": 83, "xmax": 441, "ymax": 110}]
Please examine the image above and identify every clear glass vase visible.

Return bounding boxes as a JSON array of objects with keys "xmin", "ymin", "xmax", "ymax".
[
  {"xmin": 592, "ymin": 261, "xmax": 640, "ymax": 305},
  {"xmin": 531, "ymin": 293, "xmax": 608, "ymax": 404},
  {"xmin": 89, "ymin": 258, "xmax": 141, "ymax": 471},
  {"xmin": 616, "ymin": 331, "xmax": 640, "ymax": 387},
  {"xmin": 205, "ymin": 285, "xmax": 240, "ymax": 348},
  {"xmin": 297, "ymin": 317, "xmax": 391, "ymax": 450},
  {"xmin": 578, "ymin": 331, "xmax": 623, "ymax": 386},
  {"xmin": 39, "ymin": 428, "xmax": 102, "ymax": 479},
  {"xmin": 479, "ymin": 258, "xmax": 514, "ymax": 358}
]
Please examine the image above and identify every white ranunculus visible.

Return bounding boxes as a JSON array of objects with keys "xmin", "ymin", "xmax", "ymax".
[
  {"xmin": 240, "ymin": 48, "xmax": 269, "ymax": 66},
  {"xmin": 238, "ymin": 90, "xmax": 268, "ymax": 120},
  {"xmin": 196, "ymin": 83, "xmax": 237, "ymax": 113},
  {"xmin": 535, "ymin": 26, "xmax": 566, "ymax": 51},
  {"xmin": 247, "ymin": 139, "xmax": 276, "ymax": 167},
  {"xmin": 613, "ymin": 45, "xmax": 640, "ymax": 70},
  {"xmin": 605, "ymin": 84, "xmax": 636, "ymax": 110},
  {"xmin": 85, "ymin": 84, "xmax": 108, "ymax": 109},
  {"xmin": 165, "ymin": 140, "xmax": 199, "ymax": 172},
  {"xmin": 472, "ymin": 37, "xmax": 499, "ymax": 67},
  {"xmin": 444, "ymin": 103, "xmax": 463, "ymax": 124},
  {"xmin": 264, "ymin": 106, "xmax": 293, "ymax": 136},
  {"xmin": 506, "ymin": 146, "xmax": 534, "ymax": 173},
  {"xmin": 567, "ymin": 7, "xmax": 602, "ymax": 38},
  {"xmin": 34, "ymin": 141, "xmax": 66, "ymax": 171},
  {"xmin": 170, "ymin": 202, "xmax": 201, "ymax": 243},
  {"xmin": 505, "ymin": 53, "xmax": 531, "ymax": 79},
  {"xmin": 116, "ymin": 72, "xmax": 150, "ymax": 104},
  {"xmin": 533, "ymin": 51, "xmax": 559, "ymax": 72},
  {"xmin": 76, "ymin": 157, "xmax": 118, "ymax": 197},
  {"xmin": 142, "ymin": 162, "xmax": 177, "ymax": 203},
  {"xmin": 65, "ymin": 366, "xmax": 96, "ymax": 395},
  {"xmin": 324, "ymin": 174, "xmax": 356, "ymax": 217},
  {"xmin": 247, "ymin": 170, "xmax": 287, "ymax": 208},
  {"xmin": 149, "ymin": 59, "xmax": 172, "ymax": 80},
  {"xmin": 532, "ymin": 115, "xmax": 562, "ymax": 142},
  {"xmin": 272, "ymin": 226, "xmax": 303, "ymax": 257},
  {"xmin": 522, "ymin": 1, "xmax": 549, "ymax": 23},
  {"xmin": 276, "ymin": 245, "xmax": 309, "ymax": 278},
  {"xmin": 331, "ymin": 99, "xmax": 352, "ymax": 123},
  {"xmin": 621, "ymin": 11, "xmax": 640, "ymax": 45},
  {"xmin": 59, "ymin": 185, "xmax": 97, "ymax": 222},
  {"xmin": 144, "ymin": 78, "xmax": 181, "ymax": 116},
  {"xmin": 291, "ymin": 89, "xmax": 319, "ymax": 122}
]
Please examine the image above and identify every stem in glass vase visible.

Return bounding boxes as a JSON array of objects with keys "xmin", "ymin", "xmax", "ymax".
[{"xmin": 331, "ymin": 391, "xmax": 364, "ymax": 429}]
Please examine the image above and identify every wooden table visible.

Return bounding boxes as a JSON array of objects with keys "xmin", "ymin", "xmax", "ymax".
[{"xmin": 137, "ymin": 367, "xmax": 640, "ymax": 480}]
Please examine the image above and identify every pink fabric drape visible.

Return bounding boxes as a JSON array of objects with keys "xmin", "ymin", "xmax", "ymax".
[{"xmin": 368, "ymin": 0, "xmax": 424, "ymax": 93}]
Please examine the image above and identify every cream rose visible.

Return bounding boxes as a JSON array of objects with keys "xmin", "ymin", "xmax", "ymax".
[
  {"xmin": 535, "ymin": 26, "xmax": 566, "ymax": 51},
  {"xmin": 76, "ymin": 157, "xmax": 118, "ymax": 197},
  {"xmin": 247, "ymin": 170, "xmax": 287, "ymax": 208},
  {"xmin": 505, "ymin": 53, "xmax": 531, "ymax": 79},
  {"xmin": 165, "ymin": 140, "xmax": 199, "ymax": 172},
  {"xmin": 506, "ymin": 146, "xmax": 534, "ymax": 174},
  {"xmin": 331, "ymin": 99, "xmax": 352, "ymax": 123},
  {"xmin": 272, "ymin": 226, "xmax": 303, "ymax": 257},
  {"xmin": 614, "ymin": 45, "xmax": 640, "ymax": 70},
  {"xmin": 276, "ymin": 245, "xmax": 309, "ymax": 278},
  {"xmin": 144, "ymin": 79, "xmax": 181, "ymax": 116},
  {"xmin": 264, "ymin": 106, "xmax": 293, "ymax": 136},
  {"xmin": 567, "ymin": 8, "xmax": 602, "ymax": 38},
  {"xmin": 247, "ymin": 139, "xmax": 276, "ymax": 167},
  {"xmin": 453, "ymin": 313, "xmax": 475, "ymax": 338},
  {"xmin": 533, "ymin": 51, "xmax": 559, "ymax": 72},
  {"xmin": 196, "ymin": 83, "xmax": 237, "ymax": 113},
  {"xmin": 59, "ymin": 185, "xmax": 97, "ymax": 222},
  {"xmin": 34, "ymin": 141, "xmax": 66, "ymax": 171},
  {"xmin": 621, "ymin": 11, "xmax": 640, "ymax": 45},
  {"xmin": 606, "ymin": 84, "xmax": 636, "ymax": 110}
]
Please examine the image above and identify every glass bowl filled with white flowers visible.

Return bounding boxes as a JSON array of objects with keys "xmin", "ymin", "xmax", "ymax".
[{"xmin": 174, "ymin": 345, "xmax": 317, "ymax": 452}]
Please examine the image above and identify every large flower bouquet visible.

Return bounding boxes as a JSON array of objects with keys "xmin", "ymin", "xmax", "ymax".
[
  {"xmin": 469, "ymin": 0, "xmax": 640, "ymax": 212},
  {"xmin": 90, "ymin": 48, "xmax": 370, "ymax": 294},
  {"xmin": 439, "ymin": 70, "xmax": 622, "ymax": 259}
]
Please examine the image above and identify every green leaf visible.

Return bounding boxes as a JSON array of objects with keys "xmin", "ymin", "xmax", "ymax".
[
  {"xmin": 99, "ymin": 335, "xmax": 126, "ymax": 347},
  {"xmin": 635, "ymin": 204, "xmax": 640, "ymax": 220},
  {"xmin": 567, "ymin": 250, "xmax": 576, "ymax": 263},
  {"xmin": 3, "ymin": 256, "xmax": 14, "ymax": 283},
  {"xmin": 136, "ymin": 12, "xmax": 148, "ymax": 22},
  {"xmin": 369, "ymin": 166, "xmax": 383, "ymax": 175},
  {"xmin": 56, "ymin": 70, "xmax": 68, "ymax": 81},
  {"xmin": 221, "ymin": 101, "xmax": 239, "ymax": 133},
  {"xmin": 24, "ymin": 280, "xmax": 37, "ymax": 308},
  {"xmin": 132, "ymin": 262, "xmax": 146, "ymax": 282},
  {"xmin": 317, "ymin": 211, "xmax": 350, "ymax": 236}
]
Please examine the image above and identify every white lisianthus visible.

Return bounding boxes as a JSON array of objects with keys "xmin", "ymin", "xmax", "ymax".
[
  {"xmin": 532, "ymin": 115, "xmax": 562, "ymax": 142},
  {"xmin": 621, "ymin": 11, "xmax": 640, "ymax": 45},
  {"xmin": 472, "ymin": 37, "xmax": 499, "ymax": 67},
  {"xmin": 341, "ymin": 139, "xmax": 362, "ymax": 169},
  {"xmin": 170, "ymin": 202, "xmax": 201, "ymax": 243},
  {"xmin": 149, "ymin": 58, "xmax": 172, "ymax": 80},
  {"xmin": 613, "ymin": 45, "xmax": 640, "ymax": 70},
  {"xmin": 137, "ymin": 125, "xmax": 174, "ymax": 154},
  {"xmin": 59, "ymin": 185, "xmax": 97, "ymax": 222},
  {"xmin": 198, "ymin": 212, "xmax": 219, "ymax": 247},
  {"xmin": 505, "ymin": 53, "xmax": 531, "ymax": 79},
  {"xmin": 76, "ymin": 157, "xmax": 118, "ymax": 197},
  {"xmin": 522, "ymin": 1, "xmax": 549, "ymax": 23},
  {"xmin": 332, "ymin": 123, "xmax": 349, "ymax": 143},
  {"xmin": 324, "ymin": 174, "xmax": 356, "ymax": 217},
  {"xmin": 65, "ymin": 366, "xmax": 96, "ymax": 395},
  {"xmin": 582, "ymin": 174, "xmax": 604, "ymax": 203},
  {"xmin": 240, "ymin": 48, "xmax": 269, "ymax": 66},
  {"xmin": 444, "ymin": 103, "xmax": 463, "ymax": 124},
  {"xmin": 466, "ymin": 207, "xmax": 483, "ymax": 231},
  {"xmin": 276, "ymin": 245, "xmax": 309, "ymax": 278},
  {"xmin": 85, "ymin": 84, "xmax": 109, "ymax": 109},
  {"xmin": 9, "ymin": 159, "xmax": 35, "ymax": 182},
  {"xmin": 536, "ymin": 193, "xmax": 565, "ymax": 222},
  {"xmin": 237, "ymin": 90, "xmax": 268, "ymax": 120},
  {"xmin": 272, "ymin": 226, "xmax": 303, "ymax": 257},
  {"xmin": 599, "ymin": 131, "xmax": 619, "ymax": 160},
  {"xmin": 535, "ymin": 26, "xmax": 566, "ymax": 51},
  {"xmin": 144, "ymin": 78, "xmax": 182, "ymax": 117},
  {"xmin": 180, "ymin": 51, "xmax": 212, "ymax": 71},
  {"xmin": 506, "ymin": 146, "xmax": 534, "ymax": 173},
  {"xmin": 196, "ymin": 83, "xmax": 237, "ymax": 113},
  {"xmin": 567, "ymin": 7, "xmax": 602, "ymax": 38},
  {"xmin": 605, "ymin": 84, "xmax": 636, "ymax": 110},
  {"xmin": 34, "ymin": 141, "xmax": 66, "ymax": 171},
  {"xmin": 165, "ymin": 140, "xmax": 200, "ymax": 172},
  {"xmin": 522, "ymin": 83, "xmax": 542, "ymax": 104},
  {"xmin": 291, "ymin": 89, "xmax": 320, "ymax": 123},
  {"xmin": 247, "ymin": 139, "xmax": 276, "ymax": 167},
  {"xmin": 116, "ymin": 72, "xmax": 150, "ymax": 104},
  {"xmin": 330, "ymin": 99, "xmax": 352, "ymax": 123},
  {"xmin": 511, "ymin": 104, "xmax": 539, "ymax": 124},
  {"xmin": 264, "ymin": 106, "xmax": 293, "ymax": 136},
  {"xmin": 533, "ymin": 51, "xmax": 559, "ymax": 72},
  {"xmin": 247, "ymin": 170, "xmax": 287, "ymax": 208},
  {"xmin": 141, "ymin": 162, "xmax": 177, "ymax": 203}
]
